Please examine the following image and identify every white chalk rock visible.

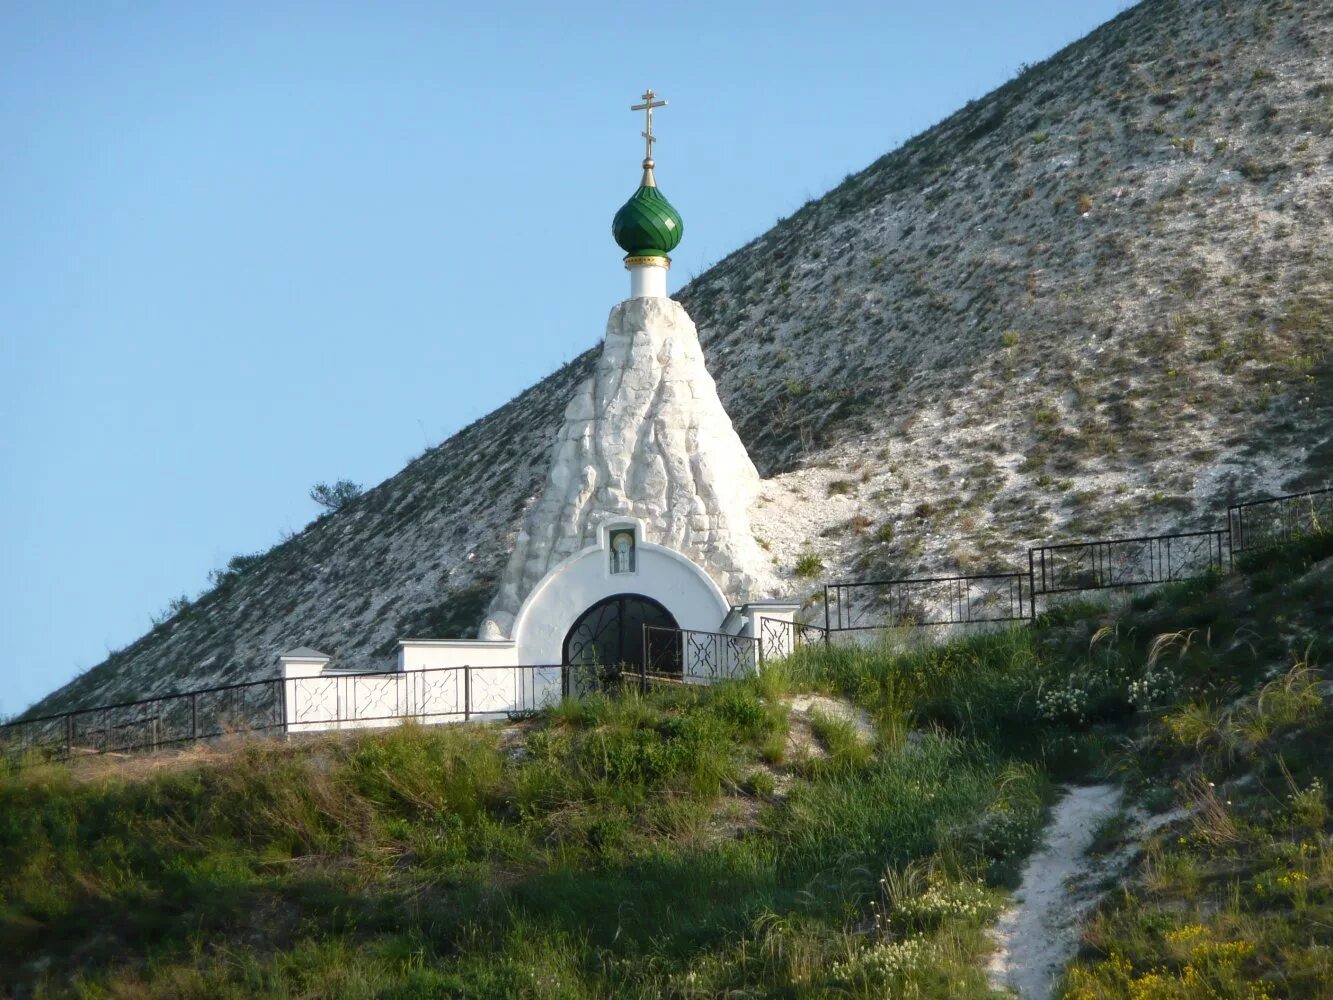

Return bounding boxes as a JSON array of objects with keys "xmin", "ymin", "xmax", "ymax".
[{"xmin": 481, "ymin": 297, "xmax": 777, "ymax": 637}]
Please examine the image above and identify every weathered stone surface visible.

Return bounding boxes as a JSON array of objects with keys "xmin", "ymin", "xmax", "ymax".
[{"xmin": 482, "ymin": 297, "xmax": 777, "ymax": 638}]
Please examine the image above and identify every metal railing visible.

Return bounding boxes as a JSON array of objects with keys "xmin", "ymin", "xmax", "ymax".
[
  {"xmin": 1029, "ymin": 529, "xmax": 1229, "ymax": 596},
  {"xmin": 642, "ymin": 625, "xmax": 758, "ymax": 685},
  {"xmin": 8, "ymin": 486, "xmax": 1327, "ymax": 764},
  {"xmin": 2, "ymin": 664, "xmax": 568, "ymax": 765},
  {"xmin": 823, "ymin": 572, "xmax": 1033, "ymax": 631},
  {"xmin": 758, "ymin": 617, "xmax": 827, "ymax": 663},
  {"xmin": 818, "ymin": 486, "xmax": 1326, "ymax": 638},
  {"xmin": 1228, "ymin": 486, "xmax": 1332, "ymax": 553},
  {"xmin": 1, "ymin": 677, "xmax": 286, "ymax": 764}
]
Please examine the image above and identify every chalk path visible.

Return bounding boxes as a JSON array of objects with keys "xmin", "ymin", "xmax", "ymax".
[{"xmin": 986, "ymin": 783, "xmax": 1124, "ymax": 1000}]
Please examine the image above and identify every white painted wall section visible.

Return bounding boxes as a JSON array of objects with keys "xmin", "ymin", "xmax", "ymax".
[
  {"xmin": 628, "ymin": 261, "xmax": 668, "ymax": 298},
  {"xmin": 511, "ymin": 533, "xmax": 730, "ymax": 666}
]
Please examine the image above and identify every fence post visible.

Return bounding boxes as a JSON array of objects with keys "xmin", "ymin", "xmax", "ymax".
[
  {"xmin": 463, "ymin": 665, "xmax": 471, "ymax": 722},
  {"xmin": 823, "ymin": 586, "xmax": 831, "ymax": 644},
  {"xmin": 640, "ymin": 624, "xmax": 648, "ymax": 693},
  {"xmin": 191, "ymin": 692, "xmax": 199, "ymax": 742},
  {"xmin": 1027, "ymin": 549, "xmax": 1038, "ymax": 621},
  {"xmin": 1226, "ymin": 507, "xmax": 1238, "ymax": 569},
  {"xmin": 276, "ymin": 679, "xmax": 286, "ymax": 739}
]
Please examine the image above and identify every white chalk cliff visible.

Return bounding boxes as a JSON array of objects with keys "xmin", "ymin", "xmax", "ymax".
[{"xmin": 481, "ymin": 295, "xmax": 776, "ymax": 638}]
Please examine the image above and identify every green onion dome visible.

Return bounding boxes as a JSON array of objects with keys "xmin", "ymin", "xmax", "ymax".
[{"xmin": 612, "ymin": 178, "xmax": 683, "ymax": 259}]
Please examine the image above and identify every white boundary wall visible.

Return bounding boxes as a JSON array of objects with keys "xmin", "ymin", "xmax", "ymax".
[
  {"xmin": 282, "ymin": 662, "xmax": 564, "ymax": 734},
  {"xmin": 277, "ymin": 530, "xmax": 802, "ymax": 735}
]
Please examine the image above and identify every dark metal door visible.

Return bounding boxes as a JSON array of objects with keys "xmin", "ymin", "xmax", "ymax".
[{"xmin": 562, "ymin": 593, "xmax": 679, "ymax": 675}]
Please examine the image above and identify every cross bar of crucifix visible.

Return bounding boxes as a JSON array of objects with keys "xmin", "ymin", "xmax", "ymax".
[{"xmin": 630, "ymin": 89, "xmax": 667, "ymax": 163}]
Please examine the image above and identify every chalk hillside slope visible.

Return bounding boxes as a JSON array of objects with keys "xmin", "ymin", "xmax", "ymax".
[{"xmin": 29, "ymin": 0, "xmax": 1333, "ymax": 715}]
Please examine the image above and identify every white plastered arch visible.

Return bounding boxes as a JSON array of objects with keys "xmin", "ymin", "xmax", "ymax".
[{"xmin": 511, "ymin": 532, "xmax": 730, "ymax": 665}]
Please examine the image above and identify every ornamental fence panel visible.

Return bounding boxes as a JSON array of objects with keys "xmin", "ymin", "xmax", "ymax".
[
  {"xmin": 1, "ymin": 665, "xmax": 567, "ymax": 766},
  {"xmin": 758, "ymin": 617, "xmax": 827, "ymax": 664},
  {"xmin": 1228, "ymin": 487, "xmax": 1333, "ymax": 553},
  {"xmin": 284, "ymin": 664, "xmax": 563, "ymax": 731},
  {"xmin": 642, "ymin": 625, "xmax": 758, "ymax": 686}
]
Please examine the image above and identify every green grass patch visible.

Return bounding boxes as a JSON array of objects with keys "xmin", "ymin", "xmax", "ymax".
[{"xmin": 2, "ymin": 532, "xmax": 1329, "ymax": 995}]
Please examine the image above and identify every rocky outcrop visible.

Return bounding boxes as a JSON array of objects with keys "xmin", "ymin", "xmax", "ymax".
[{"xmin": 481, "ymin": 297, "xmax": 777, "ymax": 638}]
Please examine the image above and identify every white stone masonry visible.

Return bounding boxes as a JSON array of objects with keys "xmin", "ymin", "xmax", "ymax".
[{"xmin": 481, "ymin": 296, "xmax": 778, "ymax": 639}]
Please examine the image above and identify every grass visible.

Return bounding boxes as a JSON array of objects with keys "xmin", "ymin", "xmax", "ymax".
[
  {"xmin": 0, "ymin": 675, "xmax": 1041, "ymax": 998},
  {"xmin": 1058, "ymin": 534, "xmax": 1333, "ymax": 999},
  {"xmin": 1060, "ymin": 667, "xmax": 1333, "ymax": 998},
  {"xmin": 793, "ymin": 551, "xmax": 824, "ymax": 579},
  {"xmin": 1, "ymin": 532, "xmax": 1329, "ymax": 996},
  {"xmin": 827, "ymin": 479, "xmax": 857, "ymax": 496}
]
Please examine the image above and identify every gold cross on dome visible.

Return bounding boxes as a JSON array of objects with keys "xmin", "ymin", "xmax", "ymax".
[{"xmin": 630, "ymin": 88, "xmax": 667, "ymax": 164}]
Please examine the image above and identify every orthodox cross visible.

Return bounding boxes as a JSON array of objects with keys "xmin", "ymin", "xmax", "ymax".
[{"xmin": 631, "ymin": 89, "xmax": 667, "ymax": 163}]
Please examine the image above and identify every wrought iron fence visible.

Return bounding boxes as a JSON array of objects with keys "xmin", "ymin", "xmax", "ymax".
[
  {"xmin": 1029, "ymin": 530, "xmax": 1229, "ymax": 596},
  {"xmin": 11, "ymin": 486, "xmax": 1328, "ymax": 764},
  {"xmin": 1228, "ymin": 486, "xmax": 1332, "ymax": 553},
  {"xmin": 1, "ymin": 677, "xmax": 286, "ymax": 764},
  {"xmin": 758, "ymin": 617, "xmax": 828, "ymax": 662},
  {"xmin": 642, "ymin": 625, "xmax": 758, "ymax": 685},
  {"xmin": 815, "ymin": 488, "xmax": 1332, "ymax": 636},
  {"xmin": 2, "ymin": 664, "xmax": 568, "ymax": 766},
  {"xmin": 824, "ymin": 572, "xmax": 1034, "ymax": 631},
  {"xmin": 285, "ymin": 664, "xmax": 566, "ymax": 732}
]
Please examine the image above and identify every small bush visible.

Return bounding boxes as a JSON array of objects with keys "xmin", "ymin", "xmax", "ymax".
[
  {"xmin": 310, "ymin": 479, "xmax": 363, "ymax": 512},
  {"xmin": 1239, "ymin": 158, "xmax": 1281, "ymax": 181},
  {"xmin": 794, "ymin": 552, "xmax": 824, "ymax": 579}
]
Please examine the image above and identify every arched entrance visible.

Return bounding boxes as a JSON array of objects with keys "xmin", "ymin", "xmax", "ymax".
[{"xmin": 562, "ymin": 593, "xmax": 679, "ymax": 678}]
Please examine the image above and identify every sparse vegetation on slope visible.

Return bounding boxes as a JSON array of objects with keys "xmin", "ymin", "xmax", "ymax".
[
  {"xmin": 29, "ymin": 0, "xmax": 1333, "ymax": 760},
  {"xmin": 4, "ymin": 529, "xmax": 1328, "ymax": 997}
]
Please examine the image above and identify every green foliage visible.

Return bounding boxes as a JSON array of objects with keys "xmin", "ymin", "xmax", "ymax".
[
  {"xmin": 806, "ymin": 710, "xmax": 873, "ymax": 772},
  {"xmin": 309, "ymin": 479, "xmax": 364, "ymax": 512},
  {"xmin": 3, "ymin": 529, "xmax": 1330, "ymax": 995},
  {"xmin": 794, "ymin": 551, "xmax": 825, "ymax": 579}
]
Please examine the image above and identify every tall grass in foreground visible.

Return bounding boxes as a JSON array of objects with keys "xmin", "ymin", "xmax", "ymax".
[
  {"xmin": 0, "ymin": 667, "xmax": 1047, "ymax": 996},
  {"xmin": 2, "ymin": 531, "xmax": 1328, "ymax": 996}
]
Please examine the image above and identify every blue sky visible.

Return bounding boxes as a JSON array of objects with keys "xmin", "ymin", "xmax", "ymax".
[{"xmin": 0, "ymin": 0, "xmax": 1133, "ymax": 715}]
